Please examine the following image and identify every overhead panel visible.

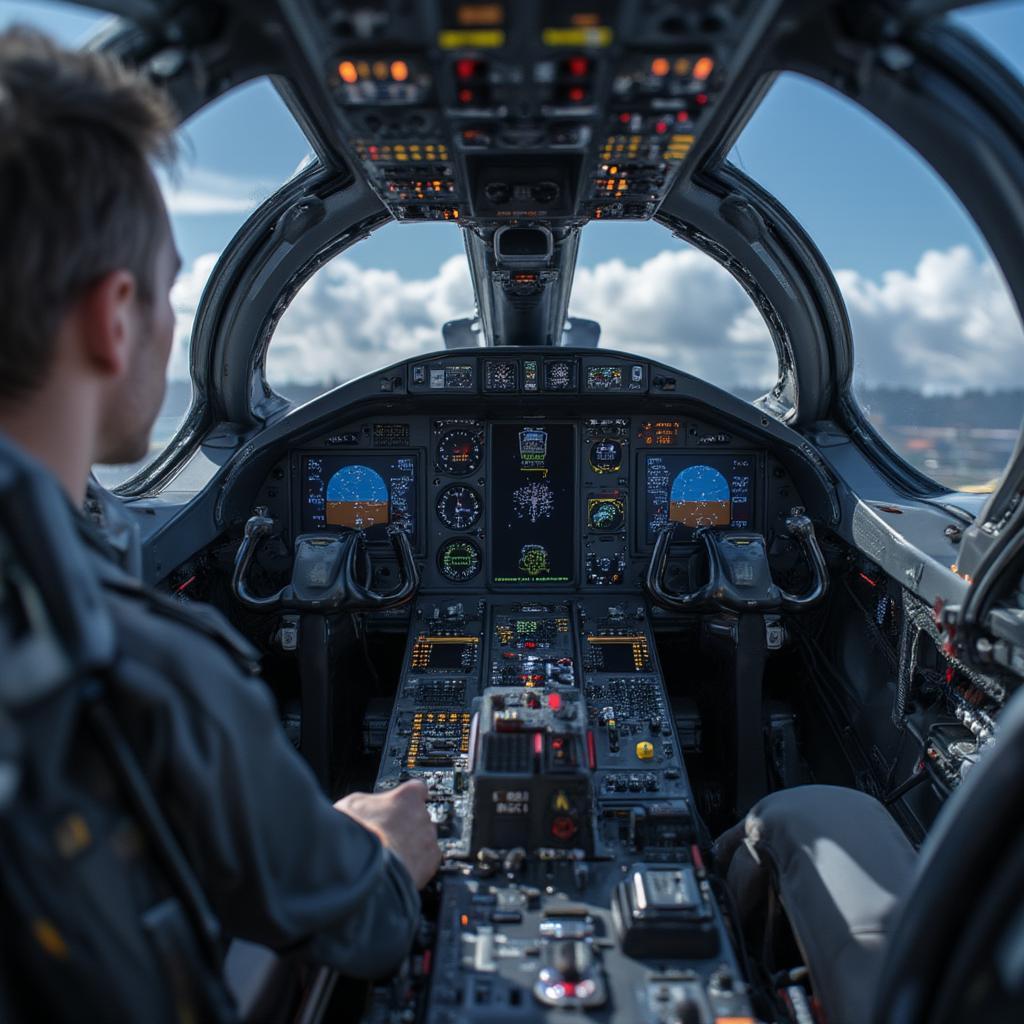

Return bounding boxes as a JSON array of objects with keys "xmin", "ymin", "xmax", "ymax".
[{"xmin": 318, "ymin": 0, "xmax": 761, "ymax": 228}]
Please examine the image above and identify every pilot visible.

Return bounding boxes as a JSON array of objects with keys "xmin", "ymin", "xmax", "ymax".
[{"xmin": 0, "ymin": 24, "xmax": 441, "ymax": 1010}]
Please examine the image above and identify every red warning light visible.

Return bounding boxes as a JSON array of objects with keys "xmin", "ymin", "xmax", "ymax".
[
  {"xmin": 676, "ymin": 110, "xmax": 690, "ymax": 122},
  {"xmin": 618, "ymin": 111, "xmax": 630, "ymax": 124},
  {"xmin": 696, "ymin": 92, "xmax": 709, "ymax": 106},
  {"xmin": 568, "ymin": 85, "xmax": 586, "ymax": 102},
  {"xmin": 455, "ymin": 58, "xmax": 479, "ymax": 80},
  {"xmin": 655, "ymin": 120, "xmax": 668, "ymax": 134},
  {"xmin": 567, "ymin": 55, "xmax": 589, "ymax": 77},
  {"xmin": 457, "ymin": 87, "xmax": 475, "ymax": 104}
]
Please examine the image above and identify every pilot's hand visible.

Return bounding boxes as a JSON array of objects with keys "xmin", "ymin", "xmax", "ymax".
[{"xmin": 334, "ymin": 780, "xmax": 442, "ymax": 889}]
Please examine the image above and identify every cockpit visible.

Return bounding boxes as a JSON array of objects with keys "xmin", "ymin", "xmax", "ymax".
[{"xmin": 4, "ymin": 1, "xmax": 1024, "ymax": 1023}]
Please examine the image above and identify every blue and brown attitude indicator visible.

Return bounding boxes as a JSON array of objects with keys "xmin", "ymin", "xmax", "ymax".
[
  {"xmin": 326, "ymin": 464, "xmax": 390, "ymax": 529},
  {"xmin": 670, "ymin": 464, "xmax": 731, "ymax": 528}
]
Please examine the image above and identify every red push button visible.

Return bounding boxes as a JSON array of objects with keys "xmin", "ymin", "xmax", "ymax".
[{"xmin": 550, "ymin": 816, "xmax": 577, "ymax": 841}]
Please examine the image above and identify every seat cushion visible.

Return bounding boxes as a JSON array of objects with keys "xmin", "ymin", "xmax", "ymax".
[{"xmin": 716, "ymin": 785, "xmax": 917, "ymax": 1024}]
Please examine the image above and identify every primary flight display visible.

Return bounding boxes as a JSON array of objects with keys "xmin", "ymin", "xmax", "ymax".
[
  {"xmin": 301, "ymin": 453, "xmax": 418, "ymax": 541},
  {"xmin": 643, "ymin": 452, "xmax": 755, "ymax": 542}
]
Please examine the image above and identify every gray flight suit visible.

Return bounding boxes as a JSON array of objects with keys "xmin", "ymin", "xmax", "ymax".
[{"xmin": 75, "ymin": 510, "xmax": 421, "ymax": 979}]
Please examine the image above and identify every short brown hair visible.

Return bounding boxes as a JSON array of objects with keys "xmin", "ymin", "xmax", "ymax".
[{"xmin": 0, "ymin": 27, "xmax": 178, "ymax": 399}]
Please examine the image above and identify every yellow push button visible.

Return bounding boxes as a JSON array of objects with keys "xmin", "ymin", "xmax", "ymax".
[{"xmin": 636, "ymin": 741, "xmax": 655, "ymax": 760}]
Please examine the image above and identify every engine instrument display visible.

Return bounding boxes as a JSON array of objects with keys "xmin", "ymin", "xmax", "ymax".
[
  {"xmin": 543, "ymin": 359, "xmax": 576, "ymax": 392},
  {"xmin": 436, "ymin": 428, "xmax": 482, "ymax": 475},
  {"xmin": 588, "ymin": 497, "xmax": 625, "ymax": 531},
  {"xmin": 585, "ymin": 365, "xmax": 623, "ymax": 390},
  {"xmin": 435, "ymin": 484, "xmax": 482, "ymax": 530},
  {"xmin": 437, "ymin": 538, "xmax": 482, "ymax": 582},
  {"xmin": 301, "ymin": 453, "xmax": 417, "ymax": 540},
  {"xmin": 484, "ymin": 360, "xmax": 518, "ymax": 392},
  {"xmin": 489, "ymin": 423, "xmax": 576, "ymax": 585},
  {"xmin": 589, "ymin": 438, "xmax": 622, "ymax": 473},
  {"xmin": 644, "ymin": 452, "xmax": 756, "ymax": 542}
]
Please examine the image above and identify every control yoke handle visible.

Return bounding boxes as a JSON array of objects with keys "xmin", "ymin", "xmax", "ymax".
[
  {"xmin": 645, "ymin": 509, "xmax": 828, "ymax": 614},
  {"xmin": 232, "ymin": 511, "xmax": 419, "ymax": 612}
]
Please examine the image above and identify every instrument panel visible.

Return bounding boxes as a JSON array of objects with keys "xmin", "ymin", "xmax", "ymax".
[{"xmin": 272, "ymin": 394, "xmax": 802, "ymax": 592}]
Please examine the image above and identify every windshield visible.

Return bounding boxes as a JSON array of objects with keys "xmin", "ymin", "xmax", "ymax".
[
  {"xmin": 731, "ymin": 53, "xmax": 1024, "ymax": 492},
  {"xmin": 265, "ymin": 219, "xmax": 777, "ymax": 406}
]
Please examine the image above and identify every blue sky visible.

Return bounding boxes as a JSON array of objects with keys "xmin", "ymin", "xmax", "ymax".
[{"xmin": 2, "ymin": 0, "xmax": 1023, "ymax": 397}]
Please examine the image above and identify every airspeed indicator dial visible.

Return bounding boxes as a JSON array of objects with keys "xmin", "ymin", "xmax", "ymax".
[
  {"xmin": 436, "ymin": 485, "xmax": 482, "ymax": 530},
  {"xmin": 436, "ymin": 428, "xmax": 482, "ymax": 475}
]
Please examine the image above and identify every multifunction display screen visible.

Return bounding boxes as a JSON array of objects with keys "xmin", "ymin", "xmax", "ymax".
[
  {"xmin": 644, "ymin": 453, "xmax": 755, "ymax": 543},
  {"xmin": 489, "ymin": 423, "xmax": 576, "ymax": 585},
  {"xmin": 301, "ymin": 453, "xmax": 417, "ymax": 541}
]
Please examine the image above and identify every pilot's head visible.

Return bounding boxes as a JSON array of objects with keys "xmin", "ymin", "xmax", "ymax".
[{"xmin": 0, "ymin": 27, "xmax": 180, "ymax": 469}]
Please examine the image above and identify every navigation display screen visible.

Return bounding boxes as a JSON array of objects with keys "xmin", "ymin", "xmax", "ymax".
[
  {"xmin": 489, "ymin": 423, "xmax": 576, "ymax": 585},
  {"xmin": 301, "ymin": 453, "xmax": 417, "ymax": 541},
  {"xmin": 643, "ymin": 453, "xmax": 755, "ymax": 543}
]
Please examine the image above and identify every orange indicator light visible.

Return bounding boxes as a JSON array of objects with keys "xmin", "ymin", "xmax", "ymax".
[
  {"xmin": 338, "ymin": 60, "xmax": 358, "ymax": 83},
  {"xmin": 651, "ymin": 57, "xmax": 670, "ymax": 77},
  {"xmin": 694, "ymin": 56, "xmax": 715, "ymax": 80},
  {"xmin": 456, "ymin": 3, "xmax": 504, "ymax": 26},
  {"xmin": 391, "ymin": 60, "xmax": 409, "ymax": 82}
]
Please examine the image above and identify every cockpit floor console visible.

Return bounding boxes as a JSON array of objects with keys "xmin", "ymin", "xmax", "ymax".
[{"xmin": 373, "ymin": 596, "xmax": 757, "ymax": 1021}]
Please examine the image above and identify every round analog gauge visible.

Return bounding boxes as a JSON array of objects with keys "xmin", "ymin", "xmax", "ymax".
[
  {"xmin": 588, "ymin": 497, "xmax": 625, "ymax": 531},
  {"xmin": 437, "ymin": 539, "xmax": 482, "ymax": 582},
  {"xmin": 590, "ymin": 439, "xmax": 622, "ymax": 473},
  {"xmin": 436, "ymin": 484, "xmax": 482, "ymax": 530},
  {"xmin": 436, "ymin": 428, "xmax": 482, "ymax": 475}
]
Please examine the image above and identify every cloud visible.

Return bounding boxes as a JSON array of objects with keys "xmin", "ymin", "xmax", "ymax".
[
  {"xmin": 158, "ymin": 166, "xmax": 280, "ymax": 216},
  {"xmin": 267, "ymin": 254, "xmax": 476, "ymax": 384},
  {"xmin": 168, "ymin": 243, "xmax": 1024, "ymax": 395},
  {"xmin": 837, "ymin": 245, "xmax": 1024, "ymax": 394},
  {"xmin": 568, "ymin": 250, "xmax": 777, "ymax": 390},
  {"xmin": 169, "ymin": 252, "xmax": 221, "ymax": 378}
]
